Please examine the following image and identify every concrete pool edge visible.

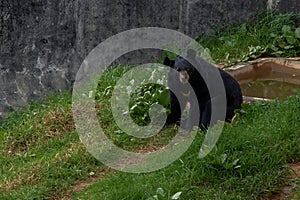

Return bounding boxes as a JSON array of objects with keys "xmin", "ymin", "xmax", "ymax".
[{"xmin": 223, "ymin": 57, "xmax": 300, "ymax": 101}]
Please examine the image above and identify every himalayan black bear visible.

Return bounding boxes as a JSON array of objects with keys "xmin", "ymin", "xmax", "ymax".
[{"xmin": 164, "ymin": 49, "xmax": 243, "ymax": 131}]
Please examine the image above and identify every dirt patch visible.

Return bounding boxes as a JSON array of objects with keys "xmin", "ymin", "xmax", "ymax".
[
  {"xmin": 265, "ymin": 163, "xmax": 300, "ymax": 200},
  {"xmin": 52, "ymin": 169, "xmax": 113, "ymax": 200},
  {"xmin": 290, "ymin": 163, "xmax": 300, "ymax": 180}
]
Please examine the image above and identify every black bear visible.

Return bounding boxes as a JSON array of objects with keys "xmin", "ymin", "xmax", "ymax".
[{"xmin": 164, "ymin": 49, "xmax": 243, "ymax": 131}]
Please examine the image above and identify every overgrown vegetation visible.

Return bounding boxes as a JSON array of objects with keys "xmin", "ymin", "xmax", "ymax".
[
  {"xmin": 197, "ymin": 11, "xmax": 300, "ymax": 66},
  {"xmin": 0, "ymin": 93, "xmax": 105, "ymax": 199},
  {"xmin": 0, "ymin": 11, "xmax": 300, "ymax": 199},
  {"xmin": 73, "ymin": 95, "xmax": 300, "ymax": 200}
]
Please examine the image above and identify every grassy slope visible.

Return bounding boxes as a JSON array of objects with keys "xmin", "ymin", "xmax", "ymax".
[
  {"xmin": 0, "ymin": 94, "xmax": 105, "ymax": 199},
  {"xmin": 0, "ymin": 75, "xmax": 299, "ymax": 199},
  {"xmin": 72, "ymin": 96, "xmax": 300, "ymax": 200}
]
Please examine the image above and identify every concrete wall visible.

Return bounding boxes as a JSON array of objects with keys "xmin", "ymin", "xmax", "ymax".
[
  {"xmin": 277, "ymin": 0, "xmax": 300, "ymax": 13},
  {"xmin": 268, "ymin": 0, "xmax": 300, "ymax": 13},
  {"xmin": 0, "ymin": 0, "xmax": 292, "ymax": 119}
]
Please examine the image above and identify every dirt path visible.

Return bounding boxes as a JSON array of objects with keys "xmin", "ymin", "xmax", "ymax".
[
  {"xmin": 52, "ymin": 163, "xmax": 300, "ymax": 199},
  {"xmin": 51, "ymin": 169, "xmax": 113, "ymax": 200},
  {"xmin": 266, "ymin": 163, "xmax": 300, "ymax": 200}
]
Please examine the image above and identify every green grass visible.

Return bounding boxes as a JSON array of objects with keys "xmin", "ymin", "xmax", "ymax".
[
  {"xmin": 72, "ymin": 94, "xmax": 300, "ymax": 200},
  {"xmin": 95, "ymin": 66, "xmax": 175, "ymax": 152},
  {"xmin": 0, "ymin": 93, "xmax": 105, "ymax": 199},
  {"xmin": 294, "ymin": 179, "xmax": 300, "ymax": 198},
  {"xmin": 1, "ymin": 10, "xmax": 300, "ymax": 200},
  {"xmin": 197, "ymin": 11, "xmax": 300, "ymax": 66},
  {"xmin": 1, "ymin": 69, "xmax": 299, "ymax": 199}
]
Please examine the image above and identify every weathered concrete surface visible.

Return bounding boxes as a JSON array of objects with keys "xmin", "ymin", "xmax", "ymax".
[
  {"xmin": 268, "ymin": 0, "xmax": 300, "ymax": 13},
  {"xmin": 184, "ymin": 0, "xmax": 267, "ymax": 37},
  {"xmin": 0, "ymin": 0, "xmax": 273, "ymax": 119}
]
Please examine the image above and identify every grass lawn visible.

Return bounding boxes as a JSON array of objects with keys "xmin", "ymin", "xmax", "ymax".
[{"xmin": 0, "ymin": 72, "xmax": 299, "ymax": 199}]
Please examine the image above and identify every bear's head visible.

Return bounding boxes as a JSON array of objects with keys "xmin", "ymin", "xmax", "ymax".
[{"xmin": 164, "ymin": 49, "xmax": 198, "ymax": 85}]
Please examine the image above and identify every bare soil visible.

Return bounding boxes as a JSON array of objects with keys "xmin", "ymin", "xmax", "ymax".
[
  {"xmin": 52, "ymin": 169, "xmax": 113, "ymax": 200},
  {"xmin": 265, "ymin": 163, "xmax": 300, "ymax": 200}
]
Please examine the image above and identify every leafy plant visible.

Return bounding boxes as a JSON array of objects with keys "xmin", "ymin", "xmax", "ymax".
[
  {"xmin": 146, "ymin": 188, "xmax": 182, "ymax": 200},
  {"xmin": 268, "ymin": 25, "xmax": 300, "ymax": 57},
  {"xmin": 197, "ymin": 11, "xmax": 300, "ymax": 66},
  {"xmin": 129, "ymin": 83, "xmax": 170, "ymax": 126},
  {"xmin": 162, "ymin": 44, "xmax": 213, "ymax": 64},
  {"xmin": 97, "ymin": 65, "xmax": 171, "ymax": 127}
]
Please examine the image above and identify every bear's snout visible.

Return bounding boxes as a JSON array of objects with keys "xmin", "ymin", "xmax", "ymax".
[{"xmin": 179, "ymin": 71, "xmax": 190, "ymax": 84}]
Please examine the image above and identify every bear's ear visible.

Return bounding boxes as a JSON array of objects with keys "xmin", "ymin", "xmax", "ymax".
[
  {"xmin": 187, "ymin": 49, "xmax": 196, "ymax": 60},
  {"xmin": 163, "ymin": 57, "xmax": 174, "ymax": 67}
]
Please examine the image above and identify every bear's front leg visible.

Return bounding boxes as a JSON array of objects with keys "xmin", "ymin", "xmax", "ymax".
[
  {"xmin": 166, "ymin": 91, "xmax": 181, "ymax": 125},
  {"xmin": 185, "ymin": 100, "xmax": 201, "ymax": 131},
  {"xmin": 199, "ymin": 100, "xmax": 212, "ymax": 132},
  {"xmin": 200, "ymin": 95, "xmax": 226, "ymax": 132}
]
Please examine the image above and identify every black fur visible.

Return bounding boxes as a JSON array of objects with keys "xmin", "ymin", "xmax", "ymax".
[{"xmin": 164, "ymin": 49, "xmax": 243, "ymax": 131}]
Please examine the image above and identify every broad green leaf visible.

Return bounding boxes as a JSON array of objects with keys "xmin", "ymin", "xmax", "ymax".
[
  {"xmin": 295, "ymin": 27, "xmax": 300, "ymax": 38},
  {"xmin": 171, "ymin": 192, "xmax": 182, "ymax": 200},
  {"xmin": 146, "ymin": 196, "xmax": 158, "ymax": 200},
  {"xmin": 284, "ymin": 45, "xmax": 294, "ymax": 49},
  {"xmin": 278, "ymin": 40, "xmax": 287, "ymax": 49},
  {"xmin": 158, "ymin": 89, "xmax": 170, "ymax": 107},
  {"xmin": 241, "ymin": 23, "xmax": 247, "ymax": 33},
  {"xmin": 271, "ymin": 51, "xmax": 284, "ymax": 56},
  {"xmin": 221, "ymin": 153, "xmax": 227, "ymax": 164},
  {"xmin": 282, "ymin": 25, "xmax": 291, "ymax": 35},
  {"xmin": 156, "ymin": 188, "xmax": 166, "ymax": 197},
  {"xmin": 233, "ymin": 158, "xmax": 240, "ymax": 166},
  {"xmin": 286, "ymin": 36, "xmax": 296, "ymax": 45},
  {"xmin": 270, "ymin": 45, "xmax": 278, "ymax": 51}
]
